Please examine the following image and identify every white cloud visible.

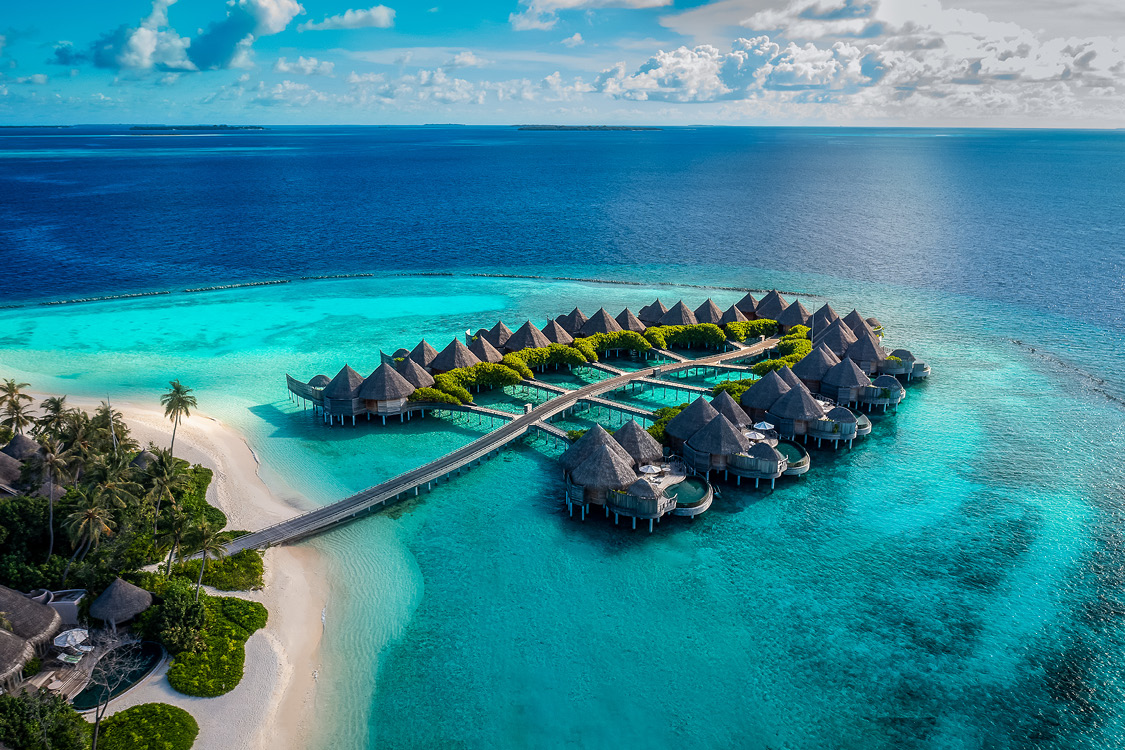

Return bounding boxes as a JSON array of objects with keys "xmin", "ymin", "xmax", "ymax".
[
  {"xmin": 299, "ymin": 5, "xmax": 395, "ymax": 31},
  {"xmin": 16, "ymin": 74, "xmax": 49, "ymax": 84},
  {"xmin": 91, "ymin": 0, "xmax": 196, "ymax": 72},
  {"xmin": 274, "ymin": 55, "xmax": 335, "ymax": 75},
  {"xmin": 0, "ymin": 35, "xmax": 6, "ymax": 57},
  {"xmin": 346, "ymin": 70, "xmax": 385, "ymax": 84},
  {"xmin": 253, "ymin": 79, "xmax": 332, "ymax": 105},
  {"xmin": 189, "ymin": 0, "xmax": 304, "ymax": 69},
  {"xmin": 445, "ymin": 51, "xmax": 487, "ymax": 68},
  {"xmin": 562, "ymin": 33, "xmax": 585, "ymax": 47},
  {"xmin": 510, "ymin": 0, "xmax": 671, "ymax": 31}
]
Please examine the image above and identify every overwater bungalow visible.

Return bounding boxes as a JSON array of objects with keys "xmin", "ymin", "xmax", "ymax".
[
  {"xmin": 468, "ymin": 334, "xmax": 504, "ymax": 363},
  {"xmin": 845, "ymin": 332, "xmax": 886, "ymax": 375},
  {"xmin": 808, "ymin": 405, "xmax": 860, "ymax": 448},
  {"xmin": 0, "ymin": 585, "xmax": 61, "ymax": 691},
  {"xmin": 728, "ymin": 442, "xmax": 788, "ymax": 488},
  {"xmin": 322, "ymin": 365, "xmax": 366, "ymax": 424},
  {"xmin": 735, "ymin": 292, "xmax": 758, "ymax": 318},
  {"xmin": 866, "ymin": 317, "xmax": 884, "ymax": 335},
  {"xmin": 658, "ymin": 301, "xmax": 698, "ymax": 327},
  {"xmin": 880, "ymin": 348, "xmax": 930, "ymax": 380},
  {"xmin": 578, "ymin": 308, "xmax": 623, "ymax": 338},
  {"xmin": 663, "ymin": 396, "xmax": 719, "ymax": 449},
  {"xmin": 766, "ymin": 386, "xmax": 828, "ymax": 438},
  {"xmin": 616, "ymin": 308, "xmax": 647, "ymax": 333},
  {"xmin": 739, "ymin": 369, "xmax": 791, "ymax": 420},
  {"xmin": 506, "ymin": 320, "xmax": 553, "ymax": 352},
  {"xmin": 486, "ymin": 320, "xmax": 514, "ymax": 350},
  {"xmin": 756, "ymin": 290, "xmax": 789, "ymax": 321},
  {"xmin": 556, "ymin": 307, "xmax": 589, "ymax": 335},
  {"xmin": 819, "ymin": 359, "xmax": 871, "ymax": 406},
  {"xmin": 542, "ymin": 319, "xmax": 575, "ymax": 345},
  {"xmin": 693, "ymin": 298, "xmax": 724, "ymax": 326},
  {"xmin": 776, "ymin": 365, "xmax": 805, "ymax": 392},
  {"xmin": 608, "ymin": 478, "xmax": 677, "ymax": 531},
  {"xmin": 560, "ymin": 424, "xmax": 635, "ymax": 474},
  {"xmin": 613, "ymin": 419, "xmax": 663, "ymax": 465},
  {"xmin": 358, "ymin": 363, "xmax": 415, "ymax": 418},
  {"xmin": 858, "ymin": 375, "xmax": 907, "ymax": 411},
  {"xmin": 430, "ymin": 339, "xmax": 481, "ymax": 374},
  {"xmin": 638, "ymin": 298, "xmax": 668, "ymax": 326},
  {"xmin": 89, "ymin": 578, "xmax": 152, "ymax": 632},
  {"xmin": 810, "ymin": 303, "xmax": 839, "ymax": 335},
  {"xmin": 307, "ymin": 374, "xmax": 331, "ymax": 388},
  {"xmin": 791, "ymin": 342, "xmax": 840, "ymax": 393},
  {"xmin": 812, "ymin": 318, "xmax": 859, "ymax": 358},
  {"xmin": 842, "ymin": 309, "xmax": 873, "ymax": 337},
  {"xmin": 397, "ymin": 357, "xmax": 436, "ymax": 389},
  {"xmin": 775, "ymin": 300, "xmax": 811, "ymax": 332},
  {"xmin": 711, "ymin": 389, "xmax": 751, "ymax": 428},
  {"xmin": 683, "ymin": 414, "xmax": 750, "ymax": 477},
  {"xmin": 720, "ymin": 304, "xmax": 748, "ymax": 325},
  {"xmin": 409, "ymin": 339, "xmax": 439, "ymax": 369},
  {"xmin": 566, "ymin": 444, "xmax": 638, "ymax": 518}
]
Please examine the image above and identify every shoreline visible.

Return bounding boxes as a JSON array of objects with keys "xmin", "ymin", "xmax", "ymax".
[{"xmin": 55, "ymin": 395, "xmax": 324, "ymax": 750}]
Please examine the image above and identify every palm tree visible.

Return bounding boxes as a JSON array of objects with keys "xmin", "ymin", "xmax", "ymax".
[
  {"xmin": 37, "ymin": 440, "xmax": 73, "ymax": 560},
  {"xmin": 2, "ymin": 400, "xmax": 35, "ymax": 435},
  {"xmin": 94, "ymin": 453, "xmax": 143, "ymax": 510},
  {"xmin": 193, "ymin": 523, "xmax": 227, "ymax": 602},
  {"xmin": 144, "ymin": 449, "xmax": 189, "ymax": 537},
  {"xmin": 92, "ymin": 401, "xmax": 136, "ymax": 455},
  {"xmin": 61, "ymin": 412, "xmax": 95, "ymax": 487},
  {"xmin": 63, "ymin": 489, "xmax": 116, "ymax": 580},
  {"xmin": 0, "ymin": 379, "xmax": 31, "ymax": 411},
  {"xmin": 160, "ymin": 381, "xmax": 197, "ymax": 457},
  {"xmin": 35, "ymin": 395, "xmax": 71, "ymax": 439}
]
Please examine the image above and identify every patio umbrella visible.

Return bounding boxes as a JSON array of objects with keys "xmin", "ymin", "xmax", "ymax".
[
  {"xmin": 53, "ymin": 628, "xmax": 89, "ymax": 648},
  {"xmin": 753, "ymin": 421, "xmax": 774, "ymax": 431}
]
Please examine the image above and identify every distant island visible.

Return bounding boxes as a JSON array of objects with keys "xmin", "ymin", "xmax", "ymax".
[
  {"xmin": 517, "ymin": 125, "xmax": 662, "ymax": 131},
  {"xmin": 129, "ymin": 125, "xmax": 266, "ymax": 131}
]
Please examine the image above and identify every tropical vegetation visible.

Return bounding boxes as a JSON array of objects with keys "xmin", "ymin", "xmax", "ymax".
[{"xmin": 98, "ymin": 703, "xmax": 198, "ymax": 750}]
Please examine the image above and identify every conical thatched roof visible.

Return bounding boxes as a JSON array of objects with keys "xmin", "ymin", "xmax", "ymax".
[
  {"xmin": 541, "ymin": 319, "xmax": 574, "ymax": 345},
  {"xmin": 735, "ymin": 292, "xmax": 758, "ymax": 316},
  {"xmin": 626, "ymin": 477, "xmax": 662, "ymax": 500},
  {"xmin": 693, "ymin": 299, "xmax": 724, "ymax": 325},
  {"xmin": 486, "ymin": 320, "xmax": 514, "ymax": 349},
  {"xmin": 392, "ymin": 348, "xmax": 410, "ymax": 360},
  {"xmin": 777, "ymin": 366, "xmax": 805, "ymax": 392},
  {"xmin": 89, "ymin": 578, "xmax": 152, "ymax": 625},
  {"xmin": 0, "ymin": 628, "xmax": 34, "ymax": 686},
  {"xmin": 768, "ymin": 387, "xmax": 828, "ymax": 421},
  {"xmin": 821, "ymin": 359, "xmax": 871, "ymax": 390},
  {"xmin": 397, "ymin": 357, "xmax": 436, "ymax": 388},
  {"xmin": 430, "ymin": 339, "xmax": 481, "ymax": 372},
  {"xmin": 687, "ymin": 414, "xmax": 750, "ymax": 456},
  {"xmin": 812, "ymin": 318, "xmax": 858, "ymax": 357},
  {"xmin": 748, "ymin": 441, "xmax": 783, "ymax": 462},
  {"xmin": 469, "ymin": 335, "xmax": 504, "ymax": 363},
  {"xmin": 791, "ymin": 343, "xmax": 840, "ymax": 382},
  {"xmin": 506, "ymin": 320, "xmax": 553, "ymax": 351},
  {"xmin": 720, "ymin": 305, "xmax": 748, "ymax": 325},
  {"xmin": 0, "ymin": 585, "xmax": 61, "ymax": 649},
  {"xmin": 866, "ymin": 317, "xmax": 883, "ymax": 331},
  {"xmin": 612, "ymin": 419, "xmax": 663, "ymax": 465},
  {"xmin": 615, "ymin": 308, "xmax": 647, "ymax": 333},
  {"xmin": 570, "ymin": 444, "xmax": 637, "ymax": 491},
  {"xmin": 841, "ymin": 309, "xmax": 869, "ymax": 334},
  {"xmin": 358, "ymin": 363, "xmax": 415, "ymax": 401},
  {"xmin": 846, "ymin": 333, "xmax": 886, "ymax": 363},
  {"xmin": 1, "ymin": 434, "xmax": 40, "ymax": 462},
  {"xmin": 740, "ymin": 370, "xmax": 791, "ymax": 411},
  {"xmin": 665, "ymin": 397, "xmax": 719, "ymax": 442},
  {"xmin": 0, "ymin": 452, "xmax": 22, "ymax": 486},
  {"xmin": 872, "ymin": 375, "xmax": 906, "ymax": 394},
  {"xmin": 775, "ymin": 300, "xmax": 810, "ymax": 329},
  {"xmin": 710, "ymin": 389, "xmax": 751, "ymax": 428},
  {"xmin": 578, "ymin": 308, "xmax": 623, "ymax": 338},
  {"xmin": 130, "ymin": 449, "xmax": 158, "ymax": 471},
  {"xmin": 889, "ymin": 348, "xmax": 916, "ymax": 364},
  {"xmin": 755, "ymin": 290, "xmax": 788, "ymax": 321},
  {"xmin": 658, "ymin": 301, "xmax": 698, "ymax": 327},
  {"xmin": 409, "ymin": 340, "xmax": 439, "ymax": 368},
  {"xmin": 556, "ymin": 307, "xmax": 589, "ymax": 335},
  {"xmin": 810, "ymin": 303, "xmax": 839, "ymax": 334},
  {"xmin": 638, "ymin": 299, "xmax": 668, "ymax": 325},
  {"xmin": 321, "ymin": 365, "xmax": 364, "ymax": 400},
  {"xmin": 560, "ymin": 424, "xmax": 635, "ymax": 472},
  {"xmin": 307, "ymin": 374, "xmax": 331, "ymax": 388},
  {"xmin": 826, "ymin": 406, "xmax": 857, "ymax": 424}
]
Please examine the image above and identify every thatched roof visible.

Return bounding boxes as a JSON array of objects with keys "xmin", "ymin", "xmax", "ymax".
[
  {"xmin": 0, "ymin": 628, "xmax": 33, "ymax": 686},
  {"xmin": 560, "ymin": 424, "xmax": 635, "ymax": 472},
  {"xmin": 755, "ymin": 290, "xmax": 788, "ymax": 321},
  {"xmin": 506, "ymin": 320, "xmax": 552, "ymax": 351},
  {"xmin": 34, "ymin": 482, "xmax": 66, "ymax": 499},
  {"xmin": 397, "ymin": 357, "xmax": 436, "ymax": 389},
  {"xmin": 89, "ymin": 578, "xmax": 153, "ymax": 624},
  {"xmin": 612, "ymin": 419, "xmax": 663, "ymax": 465},
  {"xmin": 775, "ymin": 300, "xmax": 810, "ymax": 329},
  {"xmin": 130, "ymin": 449, "xmax": 158, "ymax": 470},
  {"xmin": 777, "ymin": 366, "xmax": 805, "ymax": 392},
  {"xmin": 735, "ymin": 292, "xmax": 758, "ymax": 316},
  {"xmin": 578, "ymin": 308, "xmax": 623, "ymax": 338},
  {"xmin": 469, "ymin": 335, "xmax": 504, "ymax": 363},
  {"xmin": 866, "ymin": 317, "xmax": 883, "ymax": 330},
  {"xmin": 812, "ymin": 318, "xmax": 858, "ymax": 357},
  {"xmin": 321, "ymin": 365, "xmax": 364, "ymax": 400},
  {"xmin": 688, "ymin": 414, "xmax": 750, "ymax": 456},
  {"xmin": 307, "ymin": 374, "xmax": 331, "ymax": 388},
  {"xmin": 826, "ymin": 406, "xmax": 857, "ymax": 424},
  {"xmin": 615, "ymin": 308, "xmax": 647, "ymax": 333},
  {"xmin": 1, "ymin": 434, "xmax": 40, "ymax": 462},
  {"xmin": 638, "ymin": 299, "xmax": 668, "ymax": 325},
  {"xmin": 486, "ymin": 321, "xmax": 514, "ymax": 349},
  {"xmin": 821, "ymin": 359, "xmax": 871, "ymax": 390},
  {"xmin": 846, "ymin": 333, "xmax": 886, "ymax": 363},
  {"xmin": 358, "ymin": 363, "xmax": 415, "ymax": 401},
  {"xmin": 556, "ymin": 307, "xmax": 589, "ymax": 335},
  {"xmin": 693, "ymin": 299, "xmax": 724, "ymax": 325},
  {"xmin": 791, "ymin": 343, "xmax": 840, "ymax": 382},
  {"xmin": 872, "ymin": 375, "xmax": 906, "ymax": 394},
  {"xmin": 664, "ymin": 397, "xmax": 719, "ymax": 442},
  {"xmin": 710, "ymin": 390, "xmax": 751, "ymax": 428},
  {"xmin": 810, "ymin": 303, "xmax": 839, "ymax": 334},
  {"xmin": 841, "ymin": 309, "xmax": 869, "ymax": 335},
  {"xmin": 720, "ymin": 305, "xmax": 747, "ymax": 325},
  {"xmin": 570, "ymin": 445, "xmax": 637, "ymax": 491},
  {"xmin": 626, "ymin": 478, "xmax": 662, "ymax": 500},
  {"xmin": 392, "ymin": 348, "xmax": 410, "ymax": 360},
  {"xmin": 768, "ymin": 387, "xmax": 828, "ymax": 421},
  {"xmin": 0, "ymin": 452, "xmax": 22, "ymax": 486},
  {"xmin": 889, "ymin": 348, "xmax": 916, "ymax": 364},
  {"xmin": 431, "ymin": 339, "xmax": 482, "ymax": 372},
  {"xmin": 409, "ymin": 339, "xmax": 439, "ymax": 368},
  {"xmin": 748, "ymin": 442, "xmax": 783, "ymax": 462},
  {"xmin": 658, "ymin": 301, "xmax": 698, "ymax": 327},
  {"xmin": 740, "ymin": 370, "xmax": 791, "ymax": 411},
  {"xmin": 0, "ymin": 585, "xmax": 61, "ymax": 649},
  {"xmin": 541, "ymin": 319, "xmax": 575, "ymax": 345}
]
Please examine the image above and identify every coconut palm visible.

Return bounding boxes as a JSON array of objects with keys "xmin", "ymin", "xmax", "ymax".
[
  {"xmin": 194, "ymin": 523, "xmax": 227, "ymax": 602},
  {"xmin": 61, "ymin": 412, "xmax": 96, "ymax": 486},
  {"xmin": 160, "ymin": 380, "xmax": 197, "ymax": 457},
  {"xmin": 92, "ymin": 401, "xmax": 135, "ymax": 455},
  {"xmin": 94, "ymin": 453, "xmax": 143, "ymax": 510},
  {"xmin": 144, "ymin": 449, "xmax": 189, "ymax": 537},
  {"xmin": 37, "ymin": 440, "xmax": 74, "ymax": 560},
  {"xmin": 0, "ymin": 379, "xmax": 31, "ymax": 410},
  {"xmin": 1, "ymin": 400, "xmax": 34, "ymax": 435},
  {"xmin": 35, "ymin": 395, "xmax": 71, "ymax": 439},
  {"xmin": 63, "ymin": 489, "xmax": 116, "ymax": 580}
]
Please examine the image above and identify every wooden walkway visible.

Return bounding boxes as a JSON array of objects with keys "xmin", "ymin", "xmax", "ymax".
[{"xmin": 231, "ymin": 337, "xmax": 778, "ymax": 551}]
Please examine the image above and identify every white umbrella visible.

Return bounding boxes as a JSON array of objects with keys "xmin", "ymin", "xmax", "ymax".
[
  {"xmin": 753, "ymin": 421, "xmax": 774, "ymax": 430},
  {"xmin": 53, "ymin": 628, "xmax": 88, "ymax": 649},
  {"xmin": 745, "ymin": 431, "xmax": 765, "ymax": 441}
]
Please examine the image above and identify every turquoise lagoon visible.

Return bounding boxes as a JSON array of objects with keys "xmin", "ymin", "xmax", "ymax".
[{"xmin": 2, "ymin": 267, "xmax": 1124, "ymax": 749}]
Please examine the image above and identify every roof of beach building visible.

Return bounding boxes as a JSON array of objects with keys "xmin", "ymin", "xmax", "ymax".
[
  {"xmin": 561, "ymin": 424, "xmax": 635, "ymax": 473},
  {"xmin": 307, "ymin": 374, "xmax": 332, "ymax": 389},
  {"xmin": 735, "ymin": 292, "xmax": 758, "ymax": 316},
  {"xmin": 740, "ymin": 370, "xmax": 791, "ymax": 411},
  {"xmin": 1, "ymin": 434, "xmax": 40, "ymax": 462},
  {"xmin": 615, "ymin": 308, "xmax": 647, "ymax": 333},
  {"xmin": 658, "ymin": 301, "xmax": 698, "ymax": 327},
  {"xmin": 487, "ymin": 320, "xmax": 514, "ymax": 349},
  {"xmin": 775, "ymin": 300, "xmax": 811, "ymax": 329},
  {"xmin": 89, "ymin": 578, "xmax": 153, "ymax": 625},
  {"xmin": 768, "ymin": 386, "xmax": 828, "ymax": 421},
  {"xmin": 826, "ymin": 405, "xmax": 858, "ymax": 424},
  {"xmin": 710, "ymin": 390, "xmax": 752, "ymax": 428},
  {"xmin": 626, "ymin": 477, "xmax": 662, "ymax": 499},
  {"xmin": 541, "ymin": 319, "xmax": 575, "ymax": 345},
  {"xmin": 889, "ymin": 348, "xmax": 916, "ymax": 363},
  {"xmin": 720, "ymin": 304, "xmax": 748, "ymax": 325},
  {"xmin": 0, "ymin": 585, "xmax": 61, "ymax": 648},
  {"xmin": 755, "ymin": 290, "xmax": 789, "ymax": 321},
  {"xmin": 430, "ymin": 339, "xmax": 482, "ymax": 372},
  {"xmin": 791, "ymin": 343, "xmax": 841, "ymax": 382},
  {"xmin": 776, "ymin": 366, "xmax": 806, "ymax": 392},
  {"xmin": 693, "ymin": 299, "xmax": 725, "ymax": 326},
  {"xmin": 748, "ymin": 441, "xmax": 784, "ymax": 462},
  {"xmin": 469, "ymin": 334, "xmax": 505, "ymax": 363},
  {"xmin": 397, "ymin": 357, "xmax": 436, "ymax": 388},
  {"xmin": 638, "ymin": 299, "xmax": 668, "ymax": 324},
  {"xmin": 578, "ymin": 308, "xmax": 624, "ymax": 338},
  {"xmin": 810, "ymin": 303, "xmax": 839, "ymax": 333},
  {"xmin": 866, "ymin": 317, "xmax": 883, "ymax": 330},
  {"xmin": 821, "ymin": 358, "xmax": 872, "ymax": 390},
  {"xmin": 358, "ymin": 363, "xmax": 416, "ymax": 401},
  {"xmin": 872, "ymin": 375, "xmax": 906, "ymax": 394},
  {"xmin": 841, "ymin": 309, "xmax": 869, "ymax": 334},
  {"xmin": 0, "ymin": 452, "xmax": 22, "ymax": 486},
  {"xmin": 570, "ymin": 444, "xmax": 638, "ymax": 490},
  {"xmin": 409, "ymin": 339, "xmax": 439, "ymax": 368},
  {"xmin": 664, "ymin": 396, "xmax": 719, "ymax": 441},
  {"xmin": 506, "ymin": 320, "xmax": 553, "ymax": 351},
  {"xmin": 130, "ymin": 449, "xmax": 159, "ymax": 470},
  {"xmin": 0, "ymin": 628, "xmax": 33, "ymax": 686},
  {"xmin": 612, "ymin": 419, "xmax": 664, "ymax": 465},
  {"xmin": 846, "ymin": 333, "xmax": 886, "ymax": 363},
  {"xmin": 687, "ymin": 414, "xmax": 751, "ymax": 456},
  {"xmin": 812, "ymin": 319, "xmax": 858, "ymax": 357},
  {"xmin": 556, "ymin": 307, "xmax": 589, "ymax": 334},
  {"xmin": 321, "ymin": 365, "xmax": 365, "ymax": 400}
]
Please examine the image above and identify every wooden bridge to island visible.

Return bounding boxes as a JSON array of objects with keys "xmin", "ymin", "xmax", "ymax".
[{"xmin": 226, "ymin": 338, "xmax": 777, "ymax": 553}]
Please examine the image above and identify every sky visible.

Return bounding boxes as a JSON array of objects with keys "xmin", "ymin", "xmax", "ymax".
[{"xmin": 0, "ymin": 0, "xmax": 1123, "ymax": 126}]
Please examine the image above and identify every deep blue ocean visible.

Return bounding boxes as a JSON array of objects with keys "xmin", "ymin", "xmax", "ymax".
[{"xmin": 2, "ymin": 126, "xmax": 1125, "ymax": 750}]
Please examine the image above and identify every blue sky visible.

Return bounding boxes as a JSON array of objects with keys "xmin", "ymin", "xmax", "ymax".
[{"xmin": 1, "ymin": 0, "xmax": 1123, "ymax": 125}]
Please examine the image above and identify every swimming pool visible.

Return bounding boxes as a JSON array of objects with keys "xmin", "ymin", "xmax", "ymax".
[
  {"xmin": 70, "ymin": 641, "xmax": 163, "ymax": 711},
  {"xmin": 670, "ymin": 477, "xmax": 711, "ymax": 508}
]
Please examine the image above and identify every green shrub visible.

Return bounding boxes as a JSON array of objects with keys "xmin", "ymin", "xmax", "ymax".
[
  {"xmin": 726, "ymin": 319, "xmax": 778, "ymax": 340},
  {"xmin": 712, "ymin": 379, "xmax": 755, "ymax": 401},
  {"xmin": 217, "ymin": 596, "xmax": 269, "ymax": 633},
  {"xmin": 166, "ymin": 595, "xmax": 267, "ymax": 698},
  {"xmin": 885, "ymin": 355, "xmax": 902, "ymax": 365},
  {"xmin": 499, "ymin": 353, "xmax": 534, "ymax": 379},
  {"xmin": 577, "ymin": 331, "xmax": 651, "ymax": 355},
  {"xmin": 0, "ymin": 689, "xmax": 87, "ymax": 750},
  {"xmin": 99, "ymin": 702, "xmax": 199, "ymax": 750},
  {"xmin": 644, "ymin": 324, "xmax": 727, "ymax": 350},
  {"xmin": 777, "ymin": 337, "xmax": 812, "ymax": 359},
  {"xmin": 141, "ymin": 578, "xmax": 205, "ymax": 655},
  {"xmin": 432, "ymin": 373, "xmax": 473, "ymax": 404},
  {"xmin": 408, "ymin": 387, "xmax": 461, "ymax": 405},
  {"xmin": 175, "ymin": 550, "xmax": 264, "ymax": 591},
  {"xmin": 783, "ymin": 324, "xmax": 810, "ymax": 340},
  {"xmin": 647, "ymin": 404, "xmax": 689, "ymax": 445},
  {"xmin": 20, "ymin": 657, "xmax": 41, "ymax": 680},
  {"xmin": 570, "ymin": 338, "xmax": 597, "ymax": 362},
  {"xmin": 508, "ymin": 344, "xmax": 587, "ymax": 372},
  {"xmin": 178, "ymin": 466, "xmax": 225, "ymax": 531},
  {"xmin": 565, "ymin": 429, "xmax": 588, "ymax": 441},
  {"xmin": 751, "ymin": 354, "xmax": 805, "ymax": 376}
]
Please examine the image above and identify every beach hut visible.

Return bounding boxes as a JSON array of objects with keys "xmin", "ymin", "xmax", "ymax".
[
  {"xmin": 776, "ymin": 365, "xmax": 805, "ymax": 392},
  {"xmin": 89, "ymin": 578, "xmax": 152, "ymax": 632},
  {"xmin": 658, "ymin": 301, "xmax": 698, "ymax": 327},
  {"xmin": 430, "ymin": 339, "xmax": 482, "ymax": 374},
  {"xmin": 408, "ymin": 340, "xmax": 439, "ymax": 370},
  {"xmin": 556, "ymin": 307, "xmax": 589, "ymax": 336},
  {"xmin": 615, "ymin": 308, "xmax": 647, "ymax": 333},
  {"xmin": 739, "ymin": 370, "xmax": 791, "ymax": 419},
  {"xmin": 811, "ymin": 318, "xmax": 858, "ymax": 358},
  {"xmin": 468, "ymin": 335, "xmax": 504, "ymax": 363},
  {"xmin": 0, "ymin": 585, "xmax": 61, "ymax": 654},
  {"xmin": 0, "ymin": 451, "xmax": 22, "ymax": 489},
  {"xmin": 130, "ymin": 449, "xmax": 158, "ymax": 471},
  {"xmin": 842, "ymin": 309, "xmax": 873, "ymax": 337},
  {"xmin": 809, "ymin": 303, "xmax": 839, "ymax": 335},
  {"xmin": 790, "ymin": 343, "xmax": 840, "ymax": 393},
  {"xmin": 807, "ymin": 405, "xmax": 860, "ymax": 449},
  {"xmin": 541, "ymin": 319, "xmax": 575, "ymax": 345},
  {"xmin": 859, "ymin": 375, "xmax": 906, "ymax": 412},
  {"xmin": 735, "ymin": 292, "xmax": 758, "ymax": 318},
  {"xmin": 578, "ymin": 308, "xmax": 623, "ymax": 338},
  {"xmin": 0, "ymin": 629, "xmax": 34, "ymax": 691},
  {"xmin": 865, "ymin": 317, "xmax": 884, "ymax": 335},
  {"xmin": 766, "ymin": 387, "xmax": 828, "ymax": 438},
  {"xmin": 358, "ymin": 363, "xmax": 416, "ymax": 416},
  {"xmin": 1, "ymin": 434, "xmax": 40, "ymax": 462},
  {"xmin": 755, "ymin": 290, "xmax": 789, "ymax": 321},
  {"xmin": 775, "ymin": 300, "xmax": 811, "ymax": 333},
  {"xmin": 719, "ymin": 305, "xmax": 748, "ymax": 326},
  {"xmin": 693, "ymin": 299, "xmax": 725, "ymax": 326},
  {"xmin": 638, "ymin": 299, "xmax": 668, "ymax": 326},
  {"xmin": 711, "ymin": 390, "xmax": 751, "ymax": 428},
  {"xmin": 505, "ymin": 321, "xmax": 553, "ymax": 352},
  {"xmin": 684, "ymin": 414, "xmax": 750, "ymax": 475},
  {"xmin": 560, "ymin": 424, "xmax": 635, "ymax": 473},
  {"xmin": 728, "ymin": 442, "xmax": 788, "ymax": 488},
  {"xmin": 880, "ymin": 348, "xmax": 916, "ymax": 377},
  {"xmin": 663, "ymin": 396, "xmax": 719, "ymax": 449},
  {"xmin": 307, "ymin": 374, "xmax": 331, "ymax": 388},
  {"xmin": 820, "ymin": 359, "xmax": 871, "ymax": 405},
  {"xmin": 321, "ymin": 365, "xmax": 365, "ymax": 424},
  {"xmin": 486, "ymin": 320, "xmax": 514, "ymax": 350},
  {"xmin": 612, "ymin": 419, "xmax": 663, "ymax": 466},
  {"xmin": 845, "ymin": 332, "xmax": 886, "ymax": 375},
  {"xmin": 567, "ymin": 445, "xmax": 638, "ymax": 512},
  {"xmin": 608, "ymin": 478, "xmax": 676, "ymax": 530},
  {"xmin": 397, "ymin": 357, "xmax": 436, "ymax": 389}
]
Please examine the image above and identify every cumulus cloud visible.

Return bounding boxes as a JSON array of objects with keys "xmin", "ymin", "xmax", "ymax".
[
  {"xmin": 16, "ymin": 74, "xmax": 48, "ymax": 84},
  {"xmin": 274, "ymin": 55, "xmax": 334, "ymax": 75},
  {"xmin": 562, "ymin": 33, "xmax": 584, "ymax": 47},
  {"xmin": 299, "ymin": 5, "xmax": 395, "ymax": 31},
  {"xmin": 189, "ymin": 0, "xmax": 304, "ymax": 69},
  {"xmin": 88, "ymin": 0, "xmax": 195, "ymax": 72},
  {"xmin": 444, "ymin": 50, "xmax": 487, "ymax": 68},
  {"xmin": 510, "ymin": 0, "xmax": 671, "ymax": 31}
]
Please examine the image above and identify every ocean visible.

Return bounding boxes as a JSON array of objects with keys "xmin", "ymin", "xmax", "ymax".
[{"xmin": 1, "ymin": 126, "xmax": 1124, "ymax": 749}]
